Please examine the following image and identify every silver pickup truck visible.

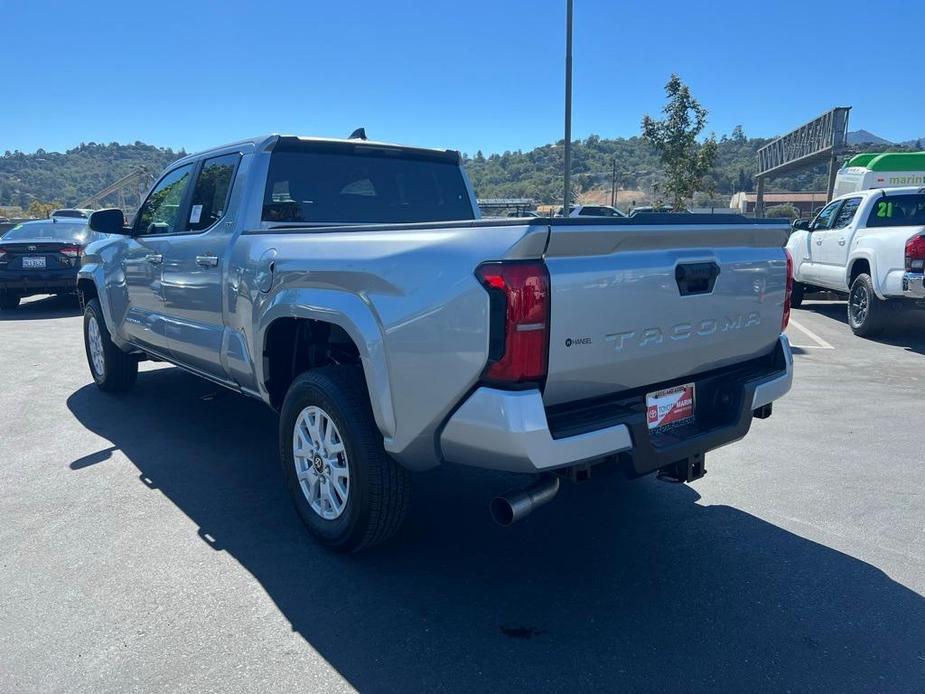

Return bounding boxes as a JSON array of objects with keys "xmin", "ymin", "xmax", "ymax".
[{"xmin": 78, "ymin": 134, "xmax": 794, "ymax": 552}]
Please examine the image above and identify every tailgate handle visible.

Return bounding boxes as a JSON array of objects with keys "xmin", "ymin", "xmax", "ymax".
[{"xmin": 675, "ymin": 262, "xmax": 720, "ymax": 296}]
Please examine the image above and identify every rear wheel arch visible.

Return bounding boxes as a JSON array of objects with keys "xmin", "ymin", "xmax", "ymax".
[
  {"xmin": 847, "ymin": 256, "xmax": 882, "ymax": 297},
  {"xmin": 263, "ymin": 316, "xmax": 366, "ymax": 407}
]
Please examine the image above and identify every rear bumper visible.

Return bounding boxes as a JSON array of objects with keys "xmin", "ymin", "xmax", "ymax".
[
  {"xmin": 0, "ymin": 269, "xmax": 77, "ymax": 294},
  {"xmin": 901, "ymin": 271, "xmax": 925, "ymax": 299},
  {"xmin": 440, "ymin": 335, "xmax": 793, "ymax": 475}
]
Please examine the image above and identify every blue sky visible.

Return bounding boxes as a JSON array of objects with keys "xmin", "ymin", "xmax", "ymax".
[{"xmin": 3, "ymin": 0, "xmax": 924, "ymax": 156}]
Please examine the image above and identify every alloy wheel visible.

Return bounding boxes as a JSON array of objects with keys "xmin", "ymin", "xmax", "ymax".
[{"xmin": 292, "ymin": 406, "xmax": 350, "ymax": 520}]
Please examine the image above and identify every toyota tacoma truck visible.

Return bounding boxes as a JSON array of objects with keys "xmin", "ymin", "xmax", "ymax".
[
  {"xmin": 787, "ymin": 186, "xmax": 925, "ymax": 336},
  {"xmin": 78, "ymin": 134, "xmax": 794, "ymax": 552}
]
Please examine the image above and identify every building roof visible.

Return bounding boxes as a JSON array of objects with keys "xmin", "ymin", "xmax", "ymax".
[{"xmin": 733, "ymin": 192, "xmax": 828, "ymax": 203}]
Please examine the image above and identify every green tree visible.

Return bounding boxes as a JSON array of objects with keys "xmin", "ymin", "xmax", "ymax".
[
  {"xmin": 641, "ymin": 75, "xmax": 718, "ymax": 210},
  {"xmin": 765, "ymin": 203, "xmax": 799, "ymax": 219},
  {"xmin": 27, "ymin": 200, "xmax": 59, "ymax": 219}
]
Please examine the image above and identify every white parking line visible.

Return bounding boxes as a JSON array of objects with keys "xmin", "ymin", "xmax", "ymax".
[{"xmin": 788, "ymin": 318, "xmax": 835, "ymax": 350}]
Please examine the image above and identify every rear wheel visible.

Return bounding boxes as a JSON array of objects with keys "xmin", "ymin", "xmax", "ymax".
[
  {"xmin": 0, "ymin": 291, "xmax": 20, "ymax": 310},
  {"xmin": 848, "ymin": 274, "xmax": 887, "ymax": 338},
  {"xmin": 83, "ymin": 298, "xmax": 138, "ymax": 392},
  {"xmin": 279, "ymin": 366, "xmax": 410, "ymax": 552}
]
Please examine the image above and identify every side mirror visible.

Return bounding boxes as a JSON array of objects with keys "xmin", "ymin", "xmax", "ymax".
[
  {"xmin": 89, "ymin": 208, "xmax": 129, "ymax": 235},
  {"xmin": 791, "ymin": 219, "xmax": 811, "ymax": 232}
]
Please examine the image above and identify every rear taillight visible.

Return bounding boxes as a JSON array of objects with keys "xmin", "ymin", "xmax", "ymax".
[
  {"xmin": 0, "ymin": 247, "xmax": 6, "ymax": 260},
  {"xmin": 905, "ymin": 235, "xmax": 925, "ymax": 272},
  {"xmin": 475, "ymin": 261, "xmax": 550, "ymax": 384},
  {"xmin": 59, "ymin": 245, "xmax": 81, "ymax": 258},
  {"xmin": 782, "ymin": 248, "xmax": 793, "ymax": 331}
]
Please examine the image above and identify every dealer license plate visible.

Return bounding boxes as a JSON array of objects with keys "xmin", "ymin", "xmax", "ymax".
[
  {"xmin": 646, "ymin": 383, "xmax": 695, "ymax": 432},
  {"xmin": 23, "ymin": 256, "xmax": 46, "ymax": 269}
]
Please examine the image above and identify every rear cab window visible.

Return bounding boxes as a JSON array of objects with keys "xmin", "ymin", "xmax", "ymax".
[
  {"xmin": 866, "ymin": 194, "xmax": 925, "ymax": 227},
  {"xmin": 262, "ymin": 142, "xmax": 474, "ymax": 225}
]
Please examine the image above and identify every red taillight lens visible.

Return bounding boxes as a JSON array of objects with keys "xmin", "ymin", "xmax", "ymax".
[
  {"xmin": 782, "ymin": 248, "xmax": 793, "ymax": 331},
  {"xmin": 475, "ymin": 261, "xmax": 550, "ymax": 384},
  {"xmin": 905, "ymin": 235, "xmax": 925, "ymax": 272},
  {"xmin": 59, "ymin": 245, "xmax": 81, "ymax": 258}
]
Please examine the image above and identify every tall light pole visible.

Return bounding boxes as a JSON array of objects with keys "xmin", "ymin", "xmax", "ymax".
[
  {"xmin": 610, "ymin": 157, "xmax": 617, "ymax": 207},
  {"xmin": 563, "ymin": 0, "xmax": 573, "ymax": 213}
]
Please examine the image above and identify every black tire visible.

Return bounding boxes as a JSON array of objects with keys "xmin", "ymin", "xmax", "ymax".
[
  {"xmin": 847, "ymin": 274, "xmax": 887, "ymax": 338},
  {"xmin": 0, "ymin": 291, "xmax": 20, "ymax": 310},
  {"xmin": 790, "ymin": 281, "xmax": 805, "ymax": 309},
  {"xmin": 83, "ymin": 298, "xmax": 138, "ymax": 392},
  {"xmin": 279, "ymin": 366, "xmax": 410, "ymax": 553}
]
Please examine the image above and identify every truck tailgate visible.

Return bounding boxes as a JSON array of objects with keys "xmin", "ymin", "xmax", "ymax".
[{"xmin": 543, "ymin": 219, "xmax": 790, "ymax": 406}]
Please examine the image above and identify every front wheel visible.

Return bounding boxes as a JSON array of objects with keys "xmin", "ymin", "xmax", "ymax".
[
  {"xmin": 790, "ymin": 281, "xmax": 805, "ymax": 309},
  {"xmin": 279, "ymin": 366, "xmax": 410, "ymax": 552},
  {"xmin": 848, "ymin": 274, "xmax": 887, "ymax": 338},
  {"xmin": 83, "ymin": 298, "xmax": 138, "ymax": 392}
]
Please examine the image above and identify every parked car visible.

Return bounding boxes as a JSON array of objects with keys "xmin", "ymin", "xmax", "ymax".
[
  {"xmin": 0, "ymin": 219, "xmax": 99, "ymax": 309},
  {"xmin": 556, "ymin": 204, "xmax": 627, "ymax": 218},
  {"xmin": 786, "ymin": 186, "xmax": 925, "ymax": 336},
  {"xmin": 78, "ymin": 134, "xmax": 793, "ymax": 552},
  {"xmin": 50, "ymin": 208, "xmax": 94, "ymax": 222}
]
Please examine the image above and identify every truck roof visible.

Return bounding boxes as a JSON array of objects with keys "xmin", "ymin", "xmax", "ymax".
[
  {"xmin": 844, "ymin": 151, "xmax": 925, "ymax": 172},
  {"xmin": 834, "ymin": 185, "xmax": 925, "ymax": 202},
  {"xmin": 175, "ymin": 134, "xmax": 460, "ymax": 167}
]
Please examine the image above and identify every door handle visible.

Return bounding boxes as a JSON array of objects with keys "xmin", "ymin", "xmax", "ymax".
[
  {"xmin": 145, "ymin": 254, "xmax": 163, "ymax": 265},
  {"xmin": 838, "ymin": 238, "xmax": 846, "ymax": 245},
  {"xmin": 196, "ymin": 254, "xmax": 219, "ymax": 268},
  {"xmin": 815, "ymin": 239, "xmax": 823, "ymax": 245}
]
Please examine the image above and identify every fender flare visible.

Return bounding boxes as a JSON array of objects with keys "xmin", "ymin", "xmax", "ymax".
[
  {"xmin": 76, "ymin": 263, "xmax": 124, "ymax": 342},
  {"xmin": 256, "ymin": 287, "xmax": 397, "ymax": 440},
  {"xmin": 846, "ymin": 252, "xmax": 885, "ymax": 299}
]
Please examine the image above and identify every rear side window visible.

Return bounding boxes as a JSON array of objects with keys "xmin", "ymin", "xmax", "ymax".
[
  {"xmin": 186, "ymin": 154, "xmax": 239, "ymax": 231},
  {"xmin": 262, "ymin": 145, "xmax": 473, "ymax": 224},
  {"xmin": 866, "ymin": 194, "xmax": 925, "ymax": 227},
  {"xmin": 831, "ymin": 197, "xmax": 861, "ymax": 229}
]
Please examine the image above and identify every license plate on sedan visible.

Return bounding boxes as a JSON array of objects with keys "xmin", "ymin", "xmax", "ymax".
[
  {"xmin": 646, "ymin": 383, "xmax": 695, "ymax": 432},
  {"xmin": 23, "ymin": 256, "xmax": 46, "ymax": 269}
]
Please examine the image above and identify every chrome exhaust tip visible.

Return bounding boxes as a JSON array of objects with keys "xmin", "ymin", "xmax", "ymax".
[{"xmin": 489, "ymin": 475, "xmax": 560, "ymax": 526}]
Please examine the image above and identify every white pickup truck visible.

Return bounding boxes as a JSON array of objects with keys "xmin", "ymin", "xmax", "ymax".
[{"xmin": 786, "ymin": 186, "xmax": 925, "ymax": 336}]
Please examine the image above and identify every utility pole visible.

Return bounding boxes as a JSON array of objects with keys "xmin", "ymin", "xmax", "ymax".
[
  {"xmin": 610, "ymin": 158, "xmax": 617, "ymax": 207},
  {"xmin": 563, "ymin": 0, "xmax": 573, "ymax": 213}
]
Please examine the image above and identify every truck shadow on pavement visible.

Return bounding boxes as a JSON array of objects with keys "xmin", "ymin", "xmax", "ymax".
[
  {"xmin": 66, "ymin": 368, "xmax": 925, "ymax": 692},
  {"xmin": 797, "ymin": 300, "xmax": 925, "ymax": 356},
  {"xmin": 0, "ymin": 294, "xmax": 81, "ymax": 321}
]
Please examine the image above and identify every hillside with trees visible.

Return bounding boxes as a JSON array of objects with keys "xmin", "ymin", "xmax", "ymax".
[
  {"xmin": 0, "ymin": 142, "xmax": 184, "ymax": 215},
  {"xmin": 464, "ymin": 127, "xmax": 917, "ymax": 207},
  {"xmin": 0, "ymin": 126, "xmax": 918, "ymax": 216}
]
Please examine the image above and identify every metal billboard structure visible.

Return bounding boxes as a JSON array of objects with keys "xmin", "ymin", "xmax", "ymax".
[
  {"xmin": 78, "ymin": 166, "xmax": 156, "ymax": 215},
  {"xmin": 754, "ymin": 107, "xmax": 851, "ymax": 216}
]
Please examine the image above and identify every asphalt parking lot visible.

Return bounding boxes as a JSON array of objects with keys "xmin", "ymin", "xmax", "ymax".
[{"xmin": 1, "ymin": 295, "xmax": 924, "ymax": 693}]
